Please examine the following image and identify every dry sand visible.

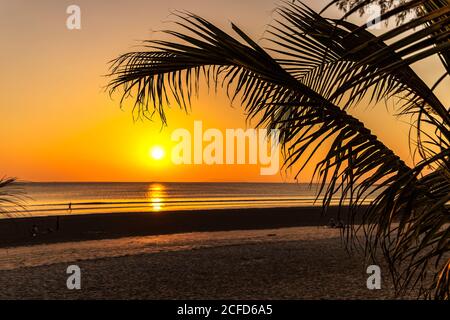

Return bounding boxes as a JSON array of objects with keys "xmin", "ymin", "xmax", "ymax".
[{"xmin": 0, "ymin": 226, "xmax": 408, "ymax": 300}]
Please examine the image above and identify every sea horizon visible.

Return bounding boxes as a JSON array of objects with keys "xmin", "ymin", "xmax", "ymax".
[
  {"xmin": 18, "ymin": 181, "xmax": 308, "ymax": 184},
  {"xmin": 5, "ymin": 182, "xmax": 378, "ymax": 218}
]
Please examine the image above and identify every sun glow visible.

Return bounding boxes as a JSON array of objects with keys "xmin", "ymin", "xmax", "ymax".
[{"xmin": 150, "ymin": 146, "xmax": 165, "ymax": 161}]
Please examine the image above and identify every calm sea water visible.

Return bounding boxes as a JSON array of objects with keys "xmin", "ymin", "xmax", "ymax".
[{"xmin": 6, "ymin": 182, "xmax": 377, "ymax": 218}]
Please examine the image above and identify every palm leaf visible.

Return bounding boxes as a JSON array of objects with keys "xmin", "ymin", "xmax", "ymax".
[
  {"xmin": 108, "ymin": 2, "xmax": 449, "ymax": 299},
  {"xmin": 0, "ymin": 177, "xmax": 25, "ymax": 216},
  {"xmin": 108, "ymin": 12, "xmax": 411, "ymax": 213},
  {"xmin": 269, "ymin": 1, "xmax": 449, "ymax": 161}
]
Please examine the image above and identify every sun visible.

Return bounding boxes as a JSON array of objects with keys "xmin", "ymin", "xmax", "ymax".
[{"xmin": 150, "ymin": 146, "xmax": 165, "ymax": 161}]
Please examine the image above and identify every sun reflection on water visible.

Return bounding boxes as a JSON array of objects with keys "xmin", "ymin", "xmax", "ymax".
[{"xmin": 147, "ymin": 183, "xmax": 166, "ymax": 211}]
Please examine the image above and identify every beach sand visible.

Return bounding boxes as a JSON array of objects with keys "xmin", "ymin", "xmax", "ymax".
[
  {"xmin": 0, "ymin": 207, "xmax": 415, "ymax": 299},
  {"xmin": 0, "ymin": 226, "xmax": 408, "ymax": 300},
  {"xmin": 0, "ymin": 206, "xmax": 363, "ymax": 247}
]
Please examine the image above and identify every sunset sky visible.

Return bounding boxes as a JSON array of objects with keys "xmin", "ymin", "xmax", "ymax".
[{"xmin": 1, "ymin": 0, "xmax": 448, "ymax": 182}]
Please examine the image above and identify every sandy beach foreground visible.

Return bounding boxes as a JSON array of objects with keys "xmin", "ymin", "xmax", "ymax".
[
  {"xmin": 0, "ymin": 226, "xmax": 408, "ymax": 300},
  {"xmin": 0, "ymin": 207, "xmax": 414, "ymax": 300}
]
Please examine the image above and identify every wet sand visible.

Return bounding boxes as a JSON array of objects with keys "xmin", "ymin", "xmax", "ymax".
[{"xmin": 0, "ymin": 206, "xmax": 361, "ymax": 248}]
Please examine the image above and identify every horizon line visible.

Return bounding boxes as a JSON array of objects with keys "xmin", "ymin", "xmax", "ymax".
[{"xmin": 17, "ymin": 180, "xmax": 309, "ymax": 184}]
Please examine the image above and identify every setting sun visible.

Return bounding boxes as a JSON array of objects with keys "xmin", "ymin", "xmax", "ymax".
[{"xmin": 150, "ymin": 146, "xmax": 165, "ymax": 160}]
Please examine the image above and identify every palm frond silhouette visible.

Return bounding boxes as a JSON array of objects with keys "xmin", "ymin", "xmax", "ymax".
[
  {"xmin": 108, "ymin": 0, "xmax": 449, "ymax": 299},
  {"xmin": 0, "ymin": 177, "xmax": 24, "ymax": 216}
]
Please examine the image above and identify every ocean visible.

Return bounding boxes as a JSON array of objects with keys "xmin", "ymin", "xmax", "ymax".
[{"xmin": 5, "ymin": 182, "xmax": 377, "ymax": 218}]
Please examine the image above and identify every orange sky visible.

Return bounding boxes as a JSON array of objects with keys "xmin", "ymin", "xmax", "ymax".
[{"xmin": 0, "ymin": 0, "xmax": 448, "ymax": 182}]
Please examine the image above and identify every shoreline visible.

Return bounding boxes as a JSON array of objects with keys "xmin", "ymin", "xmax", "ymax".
[{"xmin": 0, "ymin": 206, "xmax": 363, "ymax": 248}]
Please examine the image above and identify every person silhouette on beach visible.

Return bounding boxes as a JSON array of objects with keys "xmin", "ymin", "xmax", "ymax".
[{"xmin": 68, "ymin": 202, "xmax": 72, "ymax": 213}]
